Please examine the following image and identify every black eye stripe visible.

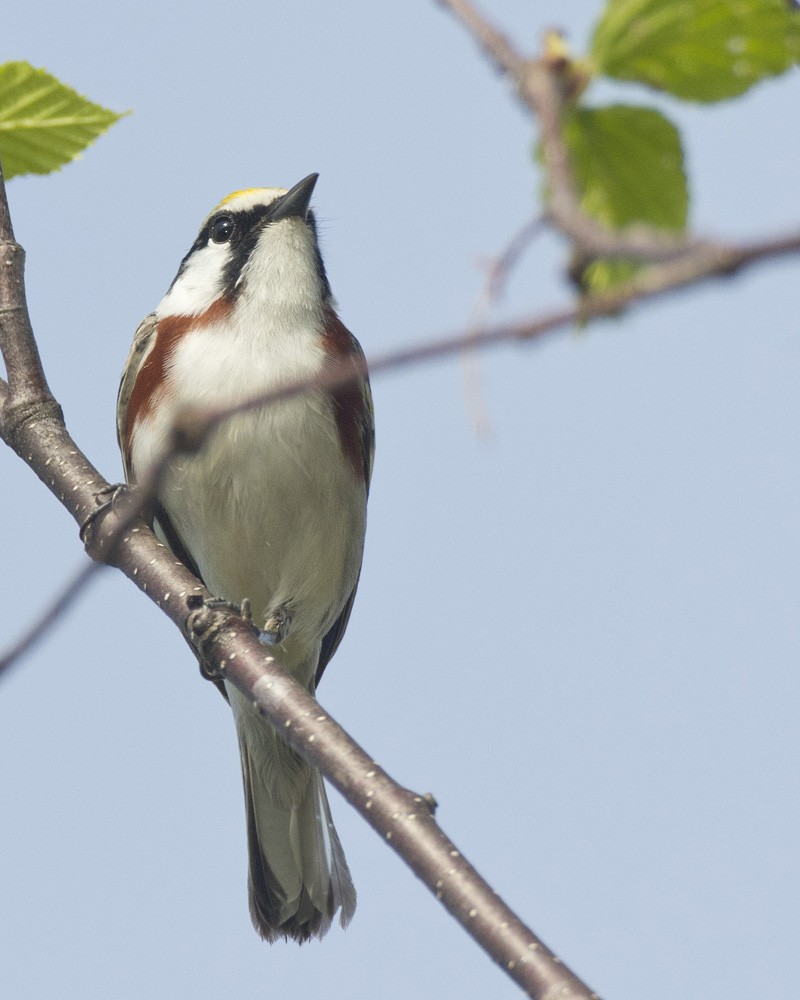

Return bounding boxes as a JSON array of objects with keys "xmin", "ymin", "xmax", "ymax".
[{"xmin": 168, "ymin": 202, "xmax": 332, "ymax": 302}]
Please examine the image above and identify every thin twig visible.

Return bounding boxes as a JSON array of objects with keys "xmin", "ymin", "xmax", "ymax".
[
  {"xmin": 0, "ymin": 558, "xmax": 101, "ymax": 677},
  {"xmin": 0, "ymin": 158, "xmax": 14, "ymax": 244},
  {"xmin": 154, "ymin": 227, "xmax": 798, "ymax": 442},
  {"xmin": 2, "ymin": 223, "xmax": 800, "ymax": 674},
  {"xmin": 463, "ymin": 214, "xmax": 547, "ymax": 435},
  {"xmin": 437, "ymin": 0, "xmax": 704, "ymax": 262},
  {"xmin": 483, "ymin": 214, "xmax": 548, "ymax": 303}
]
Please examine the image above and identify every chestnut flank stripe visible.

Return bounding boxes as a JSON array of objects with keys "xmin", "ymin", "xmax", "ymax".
[
  {"xmin": 123, "ymin": 298, "xmax": 234, "ymax": 468},
  {"xmin": 322, "ymin": 309, "xmax": 369, "ymax": 484}
]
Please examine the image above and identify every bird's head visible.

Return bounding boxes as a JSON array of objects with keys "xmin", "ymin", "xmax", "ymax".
[{"xmin": 156, "ymin": 173, "xmax": 331, "ymax": 324}]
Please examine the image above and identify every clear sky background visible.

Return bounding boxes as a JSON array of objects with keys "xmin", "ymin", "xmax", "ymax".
[{"xmin": 2, "ymin": 3, "xmax": 799, "ymax": 999}]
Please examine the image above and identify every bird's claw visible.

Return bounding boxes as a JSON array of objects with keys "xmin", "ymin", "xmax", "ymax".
[
  {"xmin": 202, "ymin": 596, "xmax": 253, "ymax": 622},
  {"xmin": 79, "ymin": 483, "xmax": 129, "ymax": 544},
  {"xmin": 186, "ymin": 596, "xmax": 255, "ymax": 684}
]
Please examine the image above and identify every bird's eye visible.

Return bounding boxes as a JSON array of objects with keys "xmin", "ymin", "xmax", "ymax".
[{"xmin": 210, "ymin": 215, "xmax": 234, "ymax": 244}]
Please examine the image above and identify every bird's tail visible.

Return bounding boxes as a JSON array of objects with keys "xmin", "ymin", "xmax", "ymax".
[{"xmin": 232, "ymin": 690, "xmax": 356, "ymax": 942}]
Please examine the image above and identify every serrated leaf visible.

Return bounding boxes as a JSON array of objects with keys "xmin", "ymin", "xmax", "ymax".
[
  {"xmin": 564, "ymin": 104, "xmax": 688, "ymax": 230},
  {"xmin": 562, "ymin": 104, "xmax": 688, "ymax": 292},
  {"xmin": 591, "ymin": 0, "xmax": 800, "ymax": 102},
  {"xmin": 0, "ymin": 62, "xmax": 126, "ymax": 179}
]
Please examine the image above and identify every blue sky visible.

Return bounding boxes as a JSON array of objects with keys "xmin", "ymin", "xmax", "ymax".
[{"xmin": 2, "ymin": 3, "xmax": 799, "ymax": 998}]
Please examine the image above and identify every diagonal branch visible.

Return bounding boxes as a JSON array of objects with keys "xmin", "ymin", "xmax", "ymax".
[
  {"xmin": 3, "ymin": 218, "xmax": 800, "ymax": 678},
  {"xmin": 3, "ymin": 11, "xmax": 800, "ymax": 993},
  {"xmin": 0, "ymin": 169, "xmax": 599, "ymax": 998},
  {"xmin": 3, "ymin": 197, "xmax": 799, "ymax": 1000}
]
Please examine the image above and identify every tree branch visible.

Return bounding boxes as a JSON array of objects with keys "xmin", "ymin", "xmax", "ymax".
[
  {"xmin": 437, "ymin": 0, "xmax": 706, "ymax": 263},
  {"xmin": 3, "ymin": 202, "xmax": 798, "ymax": 1000},
  {"xmin": 3, "ymin": 218, "xmax": 800, "ymax": 677},
  {"xmin": 0, "ymin": 163, "xmax": 58, "ymax": 406},
  {"xmin": 0, "ymin": 171, "xmax": 599, "ymax": 998},
  {"xmin": 4, "ymin": 8, "xmax": 800, "ymax": 994}
]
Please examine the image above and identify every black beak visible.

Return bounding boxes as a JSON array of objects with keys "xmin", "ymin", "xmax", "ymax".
[{"xmin": 270, "ymin": 173, "xmax": 319, "ymax": 223}]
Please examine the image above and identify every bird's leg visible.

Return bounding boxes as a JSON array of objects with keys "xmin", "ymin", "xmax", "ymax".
[{"xmin": 259, "ymin": 605, "xmax": 292, "ymax": 646}]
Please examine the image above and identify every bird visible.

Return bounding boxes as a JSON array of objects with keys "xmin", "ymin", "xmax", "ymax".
[{"xmin": 116, "ymin": 173, "xmax": 374, "ymax": 942}]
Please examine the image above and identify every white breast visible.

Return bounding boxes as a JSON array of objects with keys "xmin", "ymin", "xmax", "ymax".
[{"xmin": 131, "ymin": 308, "xmax": 366, "ymax": 675}]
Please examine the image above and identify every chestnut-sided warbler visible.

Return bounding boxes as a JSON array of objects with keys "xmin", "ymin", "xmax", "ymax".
[{"xmin": 116, "ymin": 174, "xmax": 374, "ymax": 942}]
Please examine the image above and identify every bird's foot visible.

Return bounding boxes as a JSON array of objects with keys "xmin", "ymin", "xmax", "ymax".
[
  {"xmin": 79, "ymin": 483, "xmax": 130, "ymax": 544},
  {"xmin": 187, "ymin": 596, "xmax": 255, "ymax": 685},
  {"xmin": 203, "ymin": 596, "xmax": 253, "ymax": 622}
]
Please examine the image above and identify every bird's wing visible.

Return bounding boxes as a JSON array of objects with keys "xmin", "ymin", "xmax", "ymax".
[
  {"xmin": 316, "ymin": 331, "xmax": 374, "ymax": 687},
  {"xmin": 117, "ymin": 313, "xmax": 226, "ymax": 698},
  {"xmin": 116, "ymin": 312, "xmax": 159, "ymax": 480}
]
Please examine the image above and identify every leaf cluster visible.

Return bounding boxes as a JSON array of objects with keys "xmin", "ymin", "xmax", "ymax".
[{"xmin": 553, "ymin": 0, "xmax": 800, "ymax": 290}]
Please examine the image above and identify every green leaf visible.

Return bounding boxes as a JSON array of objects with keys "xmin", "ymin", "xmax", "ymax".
[
  {"xmin": 591, "ymin": 0, "xmax": 800, "ymax": 102},
  {"xmin": 0, "ymin": 62, "xmax": 126, "ymax": 179},
  {"xmin": 564, "ymin": 104, "xmax": 688, "ymax": 230},
  {"xmin": 562, "ymin": 104, "xmax": 688, "ymax": 292},
  {"xmin": 580, "ymin": 258, "xmax": 640, "ymax": 294}
]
